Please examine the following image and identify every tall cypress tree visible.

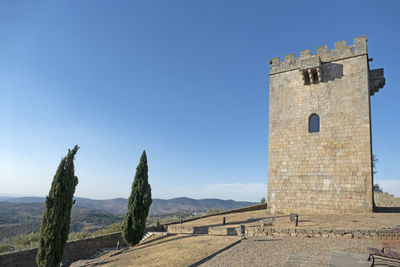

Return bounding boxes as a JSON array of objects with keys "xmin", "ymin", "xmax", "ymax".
[
  {"xmin": 36, "ymin": 146, "xmax": 79, "ymax": 267},
  {"xmin": 122, "ymin": 150, "xmax": 152, "ymax": 245}
]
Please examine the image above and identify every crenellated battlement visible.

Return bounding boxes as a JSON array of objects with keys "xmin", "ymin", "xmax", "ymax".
[{"xmin": 269, "ymin": 36, "xmax": 367, "ymax": 75}]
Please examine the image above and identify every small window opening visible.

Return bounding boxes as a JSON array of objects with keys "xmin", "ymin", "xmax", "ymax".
[
  {"xmin": 309, "ymin": 114, "xmax": 320, "ymax": 133},
  {"xmin": 303, "ymin": 70, "xmax": 310, "ymax": 85},
  {"xmin": 311, "ymin": 69, "xmax": 319, "ymax": 84}
]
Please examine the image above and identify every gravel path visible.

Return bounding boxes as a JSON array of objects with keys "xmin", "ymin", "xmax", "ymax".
[{"xmin": 200, "ymin": 236, "xmax": 383, "ymax": 267}]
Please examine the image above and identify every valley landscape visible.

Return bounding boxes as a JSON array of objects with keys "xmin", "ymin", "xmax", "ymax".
[{"xmin": 0, "ymin": 196, "xmax": 256, "ymax": 253}]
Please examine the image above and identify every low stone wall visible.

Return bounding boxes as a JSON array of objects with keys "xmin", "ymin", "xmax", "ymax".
[
  {"xmin": 167, "ymin": 225, "xmax": 210, "ymax": 235},
  {"xmin": 62, "ymin": 232, "xmax": 124, "ymax": 265},
  {"xmin": 0, "ymin": 248, "xmax": 38, "ymax": 267},
  {"xmin": 246, "ymin": 227, "xmax": 400, "ymax": 239},
  {"xmin": 167, "ymin": 225, "xmax": 194, "ymax": 234},
  {"xmin": 168, "ymin": 224, "xmax": 400, "ymax": 240},
  {"xmin": 0, "ymin": 232, "xmax": 124, "ymax": 267},
  {"xmin": 375, "ymin": 192, "xmax": 400, "ymax": 207},
  {"xmin": 166, "ymin": 203, "xmax": 268, "ymax": 226},
  {"xmin": 209, "ymin": 227, "xmax": 239, "ymax": 236},
  {"xmin": 167, "ymin": 225, "xmax": 240, "ymax": 236}
]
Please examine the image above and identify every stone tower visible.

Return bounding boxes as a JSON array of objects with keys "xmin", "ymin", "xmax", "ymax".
[{"xmin": 267, "ymin": 36, "xmax": 385, "ymax": 214}]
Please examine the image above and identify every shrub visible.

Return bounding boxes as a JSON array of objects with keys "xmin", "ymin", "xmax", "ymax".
[
  {"xmin": 0, "ymin": 244, "xmax": 13, "ymax": 253},
  {"xmin": 13, "ymin": 232, "xmax": 40, "ymax": 250},
  {"xmin": 205, "ymin": 208, "xmax": 224, "ymax": 215}
]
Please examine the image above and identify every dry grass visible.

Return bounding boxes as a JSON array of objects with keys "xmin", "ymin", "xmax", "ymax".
[{"xmin": 73, "ymin": 234, "xmax": 239, "ymax": 267}]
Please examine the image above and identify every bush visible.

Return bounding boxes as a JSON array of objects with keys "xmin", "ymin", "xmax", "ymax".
[
  {"xmin": 204, "ymin": 208, "xmax": 224, "ymax": 215},
  {"xmin": 90, "ymin": 221, "xmax": 123, "ymax": 237},
  {"xmin": 0, "ymin": 244, "xmax": 13, "ymax": 253},
  {"xmin": 68, "ymin": 231, "xmax": 91, "ymax": 241},
  {"xmin": 373, "ymin": 183, "xmax": 383, "ymax": 192},
  {"xmin": 12, "ymin": 232, "xmax": 40, "ymax": 250}
]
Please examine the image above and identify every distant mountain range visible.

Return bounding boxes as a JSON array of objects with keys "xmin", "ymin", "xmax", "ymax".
[
  {"xmin": 0, "ymin": 196, "xmax": 256, "ymax": 239},
  {"xmin": 3, "ymin": 196, "xmax": 257, "ymax": 216}
]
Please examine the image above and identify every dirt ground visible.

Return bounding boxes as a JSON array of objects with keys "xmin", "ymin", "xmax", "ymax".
[{"xmin": 181, "ymin": 209, "xmax": 400, "ymax": 230}]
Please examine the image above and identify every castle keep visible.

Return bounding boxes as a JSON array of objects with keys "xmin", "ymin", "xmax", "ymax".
[{"xmin": 267, "ymin": 36, "xmax": 385, "ymax": 213}]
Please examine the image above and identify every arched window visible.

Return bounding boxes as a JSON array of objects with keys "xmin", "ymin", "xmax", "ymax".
[{"xmin": 309, "ymin": 114, "xmax": 320, "ymax": 133}]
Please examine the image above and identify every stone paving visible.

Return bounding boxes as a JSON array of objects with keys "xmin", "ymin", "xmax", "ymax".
[
  {"xmin": 199, "ymin": 236, "xmax": 385, "ymax": 267},
  {"xmin": 329, "ymin": 251, "xmax": 371, "ymax": 267}
]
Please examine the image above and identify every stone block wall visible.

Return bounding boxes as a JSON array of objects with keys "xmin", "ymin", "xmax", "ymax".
[
  {"xmin": 167, "ymin": 225, "xmax": 240, "ymax": 236},
  {"xmin": 374, "ymin": 192, "xmax": 400, "ymax": 207},
  {"xmin": 267, "ymin": 37, "xmax": 382, "ymax": 214},
  {"xmin": 246, "ymin": 226, "xmax": 400, "ymax": 240},
  {"xmin": 0, "ymin": 248, "xmax": 38, "ymax": 267},
  {"xmin": 166, "ymin": 224, "xmax": 400, "ymax": 240},
  {"xmin": 0, "ymin": 232, "xmax": 124, "ymax": 267}
]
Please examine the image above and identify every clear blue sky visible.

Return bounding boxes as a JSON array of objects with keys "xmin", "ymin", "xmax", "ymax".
[{"xmin": 1, "ymin": 1, "xmax": 399, "ymax": 201}]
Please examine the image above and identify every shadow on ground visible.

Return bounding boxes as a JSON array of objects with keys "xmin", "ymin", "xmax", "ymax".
[
  {"xmin": 82, "ymin": 259, "xmax": 118, "ymax": 267},
  {"xmin": 129, "ymin": 234, "xmax": 192, "ymax": 252},
  {"xmin": 299, "ymin": 220, "xmax": 312, "ymax": 223},
  {"xmin": 374, "ymin": 206, "xmax": 400, "ymax": 213},
  {"xmin": 253, "ymin": 238, "xmax": 281, "ymax": 242}
]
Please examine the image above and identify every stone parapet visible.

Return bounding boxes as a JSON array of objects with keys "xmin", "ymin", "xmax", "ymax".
[
  {"xmin": 166, "ymin": 224, "xmax": 400, "ymax": 240},
  {"xmin": 269, "ymin": 36, "xmax": 367, "ymax": 75},
  {"xmin": 374, "ymin": 192, "xmax": 400, "ymax": 207},
  {"xmin": 0, "ymin": 232, "xmax": 124, "ymax": 267},
  {"xmin": 167, "ymin": 225, "xmax": 240, "ymax": 236},
  {"xmin": 246, "ymin": 226, "xmax": 400, "ymax": 240}
]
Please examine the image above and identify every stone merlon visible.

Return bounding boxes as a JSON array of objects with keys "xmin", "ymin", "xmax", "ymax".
[{"xmin": 269, "ymin": 36, "xmax": 368, "ymax": 75}]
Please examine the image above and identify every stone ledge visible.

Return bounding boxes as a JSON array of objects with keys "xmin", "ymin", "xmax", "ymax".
[
  {"xmin": 168, "ymin": 224, "xmax": 400, "ymax": 240},
  {"xmin": 246, "ymin": 227, "xmax": 400, "ymax": 239},
  {"xmin": 167, "ymin": 225, "xmax": 241, "ymax": 236}
]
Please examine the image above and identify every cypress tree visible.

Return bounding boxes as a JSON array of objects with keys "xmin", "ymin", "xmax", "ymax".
[
  {"xmin": 122, "ymin": 150, "xmax": 152, "ymax": 245},
  {"xmin": 36, "ymin": 145, "xmax": 79, "ymax": 267}
]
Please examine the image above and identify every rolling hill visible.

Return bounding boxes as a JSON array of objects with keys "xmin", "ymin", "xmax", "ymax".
[
  {"xmin": 4, "ymin": 197, "xmax": 257, "ymax": 216},
  {"xmin": 0, "ymin": 201, "xmax": 123, "ymax": 239},
  {"xmin": 0, "ymin": 196, "xmax": 256, "ymax": 240}
]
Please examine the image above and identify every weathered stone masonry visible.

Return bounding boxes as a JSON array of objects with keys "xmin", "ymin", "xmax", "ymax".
[
  {"xmin": 267, "ymin": 36, "xmax": 385, "ymax": 214},
  {"xmin": 0, "ymin": 232, "xmax": 124, "ymax": 267}
]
